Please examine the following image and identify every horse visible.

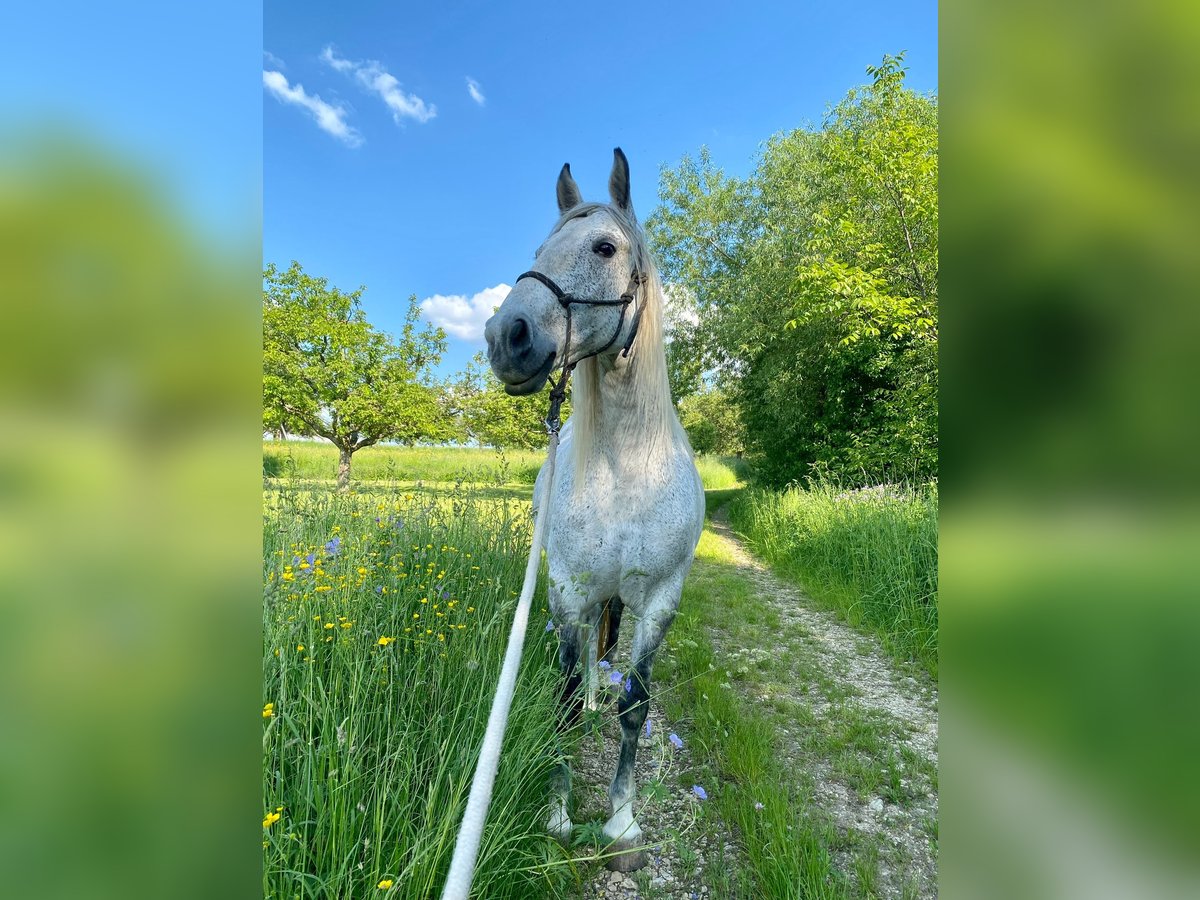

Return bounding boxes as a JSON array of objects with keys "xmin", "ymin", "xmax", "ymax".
[{"xmin": 484, "ymin": 148, "xmax": 705, "ymax": 872}]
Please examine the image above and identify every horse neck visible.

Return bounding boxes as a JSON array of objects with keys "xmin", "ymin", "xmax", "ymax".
[{"xmin": 573, "ymin": 344, "xmax": 680, "ymax": 470}]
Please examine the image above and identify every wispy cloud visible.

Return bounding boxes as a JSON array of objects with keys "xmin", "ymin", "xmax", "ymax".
[
  {"xmin": 263, "ymin": 50, "xmax": 287, "ymax": 71},
  {"xmin": 466, "ymin": 77, "xmax": 486, "ymax": 106},
  {"xmin": 263, "ymin": 69, "xmax": 362, "ymax": 147},
  {"xmin": 420, "ymin": 284, "xmax": 510, "ymax": 342},
  {"xmin": 321, "ymin": 46, "xmax": 436, "ymax": 125}
]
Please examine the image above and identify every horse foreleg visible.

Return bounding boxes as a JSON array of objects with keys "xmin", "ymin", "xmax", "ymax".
[{"xmin": 549, "ymin": 621, "xmax": 581, "ymax": 843}]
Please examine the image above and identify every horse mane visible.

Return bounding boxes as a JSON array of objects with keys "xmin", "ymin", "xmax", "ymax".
[{"xmin": 549, "ymin": 203, "xmax": 693, "ymax": 477}]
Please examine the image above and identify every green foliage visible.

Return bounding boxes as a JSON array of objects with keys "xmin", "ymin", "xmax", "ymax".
[
  {"xmin": 649, "ymin": 54, "xmax": 937, "ymax": 487},
  {"xmin": 263, "ymin": 261, "xmax": 451, "ymax": 488},
  {"xmin": 677, "ymin": 388, "xmax": 744, "ymax": 456},
  {"xmin": 448, "ymin": 353, "xmax": 568, "ymax": 450},
  {"xmin": 729, "ymin": 480, "xmax": 939, "ymax": 676}
]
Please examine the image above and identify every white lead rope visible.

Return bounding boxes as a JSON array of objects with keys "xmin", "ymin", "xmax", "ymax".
[{"xmin": 440, "ymin": 431, "xmax": 560, "ymax": 900}]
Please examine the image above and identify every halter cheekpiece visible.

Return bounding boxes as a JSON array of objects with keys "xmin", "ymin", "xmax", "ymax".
[{"xmin": 514, "ymin": 265, "xmax": 647, "ymax": 435}]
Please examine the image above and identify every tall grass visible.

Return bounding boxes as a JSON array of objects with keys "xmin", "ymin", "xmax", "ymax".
[
  {"xmin": 262, "ymin": 484, "xmax": 569, "ymax": 898},
  {"xmin": 263, "ymin": 440, "xmax": 545, "ymax": 484},
  {"xmin": 730, "ymin": 482, "xmax": 939, "ymax": 677},
  {"xmin": 693, "ymin": 455, "xmax": 750, "ymax": 490}
]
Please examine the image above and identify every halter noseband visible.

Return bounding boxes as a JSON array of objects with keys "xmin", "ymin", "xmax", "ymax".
[{"xmin": 513, "ymin": 266, "xmax": 647, "ymax": 434}]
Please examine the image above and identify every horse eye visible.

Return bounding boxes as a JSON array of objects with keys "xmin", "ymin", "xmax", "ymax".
[{"xmin": 595, "ymin": 242, "xmax": 616, "ymax": 258}]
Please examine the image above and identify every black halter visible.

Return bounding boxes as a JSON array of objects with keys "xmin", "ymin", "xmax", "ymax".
[{"xmin": 514, "ymin": 266, "xmax": 647, "ymax": 434}]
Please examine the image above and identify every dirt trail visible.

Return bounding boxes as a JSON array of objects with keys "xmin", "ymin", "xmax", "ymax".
[
  {"xmin": 708, "ymin": 508, "xmax": 938, "ymax": 899},
  {"xmin": 568, "ymin": 510, "xmax": 938, "ymax": 899}
]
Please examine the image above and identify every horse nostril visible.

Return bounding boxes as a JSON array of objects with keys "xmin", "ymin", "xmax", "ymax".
[{"xmin": 509, "ymin": 316, "xmax": 531, "ymax": 354}]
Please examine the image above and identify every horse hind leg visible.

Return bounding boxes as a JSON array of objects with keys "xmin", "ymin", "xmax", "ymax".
[
  {"xmin": 597, "ymin": 596, "xmax": 624, "ymax": 664},
  {"xmin": 548, "ymin": 621, "xmax": 581, "ymax": 843}
]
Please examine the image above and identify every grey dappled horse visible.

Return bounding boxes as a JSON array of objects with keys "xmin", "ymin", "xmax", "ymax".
[{"xmin": 485, "ymin": 149, "xmax": 704, "ymax": 871}]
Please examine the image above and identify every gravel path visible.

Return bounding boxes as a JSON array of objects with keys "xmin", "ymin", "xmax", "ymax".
[{"xmin": 708, "ymin": 509, "xmax": 939, "ymax": 899}]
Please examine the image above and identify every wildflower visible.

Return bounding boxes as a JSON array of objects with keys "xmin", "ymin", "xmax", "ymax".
[
  {"xmin": 324, "ymin": 622, "xmax": 335, "ymax": 629},
  {"xmin": 644, "ymin": 718, "xmax": 652, "ymax": 738},
  {"xmin": 263, "ymin": 811, "xmax": 281, "ymax": 828},
  {"xmin": 296, "ymin": 645, "xmax": 304, "ymax": 652},
  {"xmin": 325, "ymin": 537, "xmax": 341, "ymax": 556},
  {"xmin": 377, "ymin": 879, "xmax": 394, "ymax": 889},
  {"xmin": 669, "ymin": 733, "xmax": 683, "ymax": 750},
  {"xmin": 754, "ymin": 802, "xmax": 764, "ymax": 811},
  {"xmin": 692, "ymin": 785, "xmax": 708, "ymax": 801},
  {"xmin": 610, "ymin": 670, "xmax": 623, "ymax": 685},
  {"xmin": 358, "ymin": 567, "xmax": 368, "ymax": 575},
  {"xmin": 545, "ymin": 620, "xmax": 554, "ymax": 633},
  {"xmin": 378, "ymin": 637, "xmax": 393, "ymax": 646},
  {"xmin": 262, "ymin": 702, "xmax": 274, "ymax": 719},
  {"xmin": 624, "ymin": 676, "xmax": 633, "ymax": 692},
  {"xmin": 598, "ymin": 660, "xmax": 611, "ymax": 671}
]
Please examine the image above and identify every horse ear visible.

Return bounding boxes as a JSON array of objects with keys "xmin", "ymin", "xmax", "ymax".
[
  {"xmin": 556, "ymin": 163, "xmax": 582, "ymax": 214},
  {"xmin": 608, "ymin": 147, "xmax": 632, "ymax": 214}
]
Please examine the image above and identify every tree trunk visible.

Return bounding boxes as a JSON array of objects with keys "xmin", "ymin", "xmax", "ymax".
[{"xmin": 336, "ymin": 446, "xmax": 353, "ymax": 493}]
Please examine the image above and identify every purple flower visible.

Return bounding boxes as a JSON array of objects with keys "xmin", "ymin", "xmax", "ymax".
[
  {"xmin": 624, "ymin": 676, "xmax": 633, "ymax": 692},
  {"xmin": 644, "ymin": 718, "xmax": 652, "ymax": 738},
  {"xmin": 754, "ymin": 802, "xmax": 764, "ymax": 811},
  {"xmin": 440, "ymin": 589, "xmax": 449, "ymax": 600},
  {"xmin": 610, "ymin": 670, "xmax": 624, "ymax": 685},
  {"xmin": 669, "ymin": 733, "xmax": 683, "ymax": 750},
  {"xmin": 692, "ymin": 785, "xmax": 707, "ymax": 801},
  {"xmin": 545, "ymin": 620, "xmax": 554, "ymax": 633},
  {"xmin": 597, "ymin": 660, "xmax": 611, "ymax": 671},
  {"xmin": 375, "ymin": 585, "xmax": 384, "ymax": 595},
  {"xmin": 324, "ymin": 537, "xmax": 341, "ymax": 556}
]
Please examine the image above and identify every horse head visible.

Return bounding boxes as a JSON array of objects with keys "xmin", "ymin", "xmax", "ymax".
[{"xmin": 485, "ymin": 148, "xmax": 647, "ymax": 396}]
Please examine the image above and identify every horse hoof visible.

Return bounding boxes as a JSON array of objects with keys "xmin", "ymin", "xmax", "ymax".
[
  {"xmin": 547, "ymin": 808, "xmax": 573, "ymax": 844},
  {"xmin": 605, "ymin": 845, "xmax": 648, "ymax": 872}
]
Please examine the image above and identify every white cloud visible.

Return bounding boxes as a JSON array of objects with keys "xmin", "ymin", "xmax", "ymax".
[
  {"xmin": 466, "ymin": 77, "xmax": 486, "ymax": 106},
  {"xmin": 420, "ymin": 284, "xmax": 511, "ymax": 342},
  {"xmin": 263, "ymin": 50, "xmax": 287, "ymax": 70},
  {"xmin": 263, "ymin": 70, "xmax": 362, "ymax": 147},
  {"xmin": 321, "ymin": 46, "xmax": 436, "ymax": 125}
]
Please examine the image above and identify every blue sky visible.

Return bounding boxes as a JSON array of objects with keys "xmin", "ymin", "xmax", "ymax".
[{"xmin": 264, "ymin": 0, "xmax": 937, "ymax": 378}]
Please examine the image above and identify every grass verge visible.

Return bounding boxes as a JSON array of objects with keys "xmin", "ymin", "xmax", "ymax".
[
  {"xmin": 728, "ymin": 483, "xmax": 938, "ymax": 678},
  {"xmin": 262, "ymin": 483, "xmax": 570, "ymax": 898}
]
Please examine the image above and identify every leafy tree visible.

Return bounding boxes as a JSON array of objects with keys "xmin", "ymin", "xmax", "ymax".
[
  {"xmin": 648, "ymin": 54, "xmax": 937, "ymax": 486},
  {"xmin": 263, "ymin": 261, "xmax": 450, "ymax": 491},
  {"xmin": 449, "ymin": 352, "xmax": 567, "ymax": 450},
  {"xmin": 677, "ymin": 388, "xmax": 744, "ymax": 456}
]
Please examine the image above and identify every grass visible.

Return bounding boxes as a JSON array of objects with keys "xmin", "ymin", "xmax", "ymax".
[
  {"xmin": 262, "ymin": 482, "xmax": 573, "ymax": 898},
  {"xmin": 729, "ymin": 482, "xmax": 939, "ymax": 678},
  {"xmin": 263, "ymin": 441, "xmax": 546, "ymax": 484}
]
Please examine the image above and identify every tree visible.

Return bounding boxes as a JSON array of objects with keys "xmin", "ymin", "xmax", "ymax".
[
  {"xmin": 677, "ymin": 388, "xmax": 744, "ymax": 456},
  {"xmin": 263, "ymin": 261, "xmax": 450, "ymax": 491},
  {"xmin": 449, "ymin": 352, "xmax": 567, "ymax": 450},
  {"xmin": 648, "ymin": 54, "xmax": 937, "ymax": 486}
]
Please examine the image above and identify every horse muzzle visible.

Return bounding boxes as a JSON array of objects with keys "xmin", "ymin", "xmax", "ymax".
[{"xmin": 485, "ymin": 309, "xmax": 558, "ymax": 395}]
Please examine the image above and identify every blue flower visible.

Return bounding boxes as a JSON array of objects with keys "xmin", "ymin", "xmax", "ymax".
[
  {"xmin": 440, "ymin": 589, "xmax": 450, "ymax": 600},
  {"xmin": 598, "ymin": 660, "xmax": 611, "ymax": 671},
  {"xmin": 324, "ymin": 537, "xmax": 341, "ymax": 556},
  {"xmin": 610, "ymin": 670, "xmax": 624, "ymax": 685},
  {"xmin": 692, "ymin": 785, "xmax": 707, "ymax": 801},
  {"xmin": 624, "ymin": 676, "xmax": 633, "ymax": 692},
  {"xmin": 545, "ymin": 620, "xmax": 554, "ymax": 633},
  {"xmin": 644, "ymin": 718, "xmax": 652, "ymax": 738},
  {"xmin": 669, "ymin": 733, "xmax": 683, "ymax": 750},
  {"xmin": 375, "ymin": 585, "xmax": 384, "ymax": 595}
]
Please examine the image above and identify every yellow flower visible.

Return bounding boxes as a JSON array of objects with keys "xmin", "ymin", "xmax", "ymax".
[
  {"xmin": 378, "ymin": 636, "xmax": 393, "ymax": 646},
  {"xmin": 262, "ymin": 703, "xmax": 274, "ymax": 718},
  {"xmin": 340, "ymin": 622, "xmax": 353, "ymax": 629},
  {"xmin": 282, "ymin": 572, "xmax": 295, "ymax": 582},
  {"xmin": 296, "ymin": 645, "xmax": 305, "ymax": 652},
  {"xmin": 263, "ymin": 811, "xmax": 281, "ymax": 828},
  {"xmin": 378, "ymin": 879, "xmax": 394, "ymax": 889},
  {"xmin": 324, "ymin": 622, "xmax": 335, "ymax": 629},
  {"xmin": 358, "ymin": 567, "xmax": 368, "ymax": 575},
  {"xmin": 437, "ymin": 633, "xmax": 445, "ymax": 641}
]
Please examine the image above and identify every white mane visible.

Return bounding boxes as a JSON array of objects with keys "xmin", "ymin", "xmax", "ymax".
[{"xmin": 547, "ymin": 203, "xmax": 693, "ymax": 478}]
